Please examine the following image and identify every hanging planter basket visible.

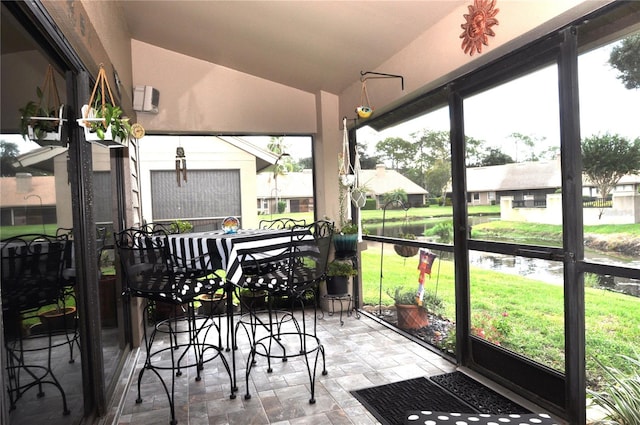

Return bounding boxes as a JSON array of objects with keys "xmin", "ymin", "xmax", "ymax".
[
  {"xmin": 20, "ymin": 64, "xmax": 67, "ymax": 146},
  {"xmin": 351, "ymin": 187, "xmax": 367, "ymax": 208},
  {"xmin": 27, "ymin": 105, "xmax": 67, "ymax": 145},
  {"xmin": 76, "ymin": 64, "xmax": 131, "ymax": 148},
  {"xmin": 356, "ymin": 80, "xmax": 373, "ymax": 119},
  {"xmin": 394, "ymin": 244, "xmax": 419, "ymax": 258}
]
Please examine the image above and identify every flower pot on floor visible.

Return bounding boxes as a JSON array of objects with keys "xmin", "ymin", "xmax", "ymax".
[
  {"xmin": 38, "ymin": 306, "xmax": 77, "ymax": 332},
  {"xmin": 395, "ymin": 304, "xmax": 429, "ymax": 330},
  {"xmin": 197, "ymin": 292, "xmax": 227, "ymax": 316},
  {"xmin": 326, "ymin": 276, "xmax": 350, "ymax": 296}
]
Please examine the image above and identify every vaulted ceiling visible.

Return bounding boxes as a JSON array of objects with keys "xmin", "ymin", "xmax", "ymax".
[{"xmin": 121, "ymin": 1, "xmax": 465, "ymax": 95}]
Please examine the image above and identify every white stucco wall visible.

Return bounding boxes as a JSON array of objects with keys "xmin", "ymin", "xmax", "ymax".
[
  {"xmin": 338, "ymin": 1, "xmax": 613, "ymax": 121},
  {"xmin": 137, "ymin": 135, "xmax": 261, "ymax": 230},
  {"xmin": 131, "ymin": 40, "xmax": 317, "ymax": 135},
  {"xmin": 501, "ymin": 193, "xmax": 640, "ymax": 225}
]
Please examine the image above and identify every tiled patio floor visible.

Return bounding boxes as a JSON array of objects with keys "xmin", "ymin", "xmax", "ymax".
[{"xmin": 112, "ymin": 309, "xmax": 456, "ymax": 425}]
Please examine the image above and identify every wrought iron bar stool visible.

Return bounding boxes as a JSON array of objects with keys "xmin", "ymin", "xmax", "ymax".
[
  {"xmin": 115, "ymin": 227, "xmax": 235, "ymax": 425},
  {"xmin": 236, "ymin": 220, "xmax": 333, "ymax": 403},
  {"xmin": 1, "ymin": 234, "xmax": 73, "ymax": 415}
]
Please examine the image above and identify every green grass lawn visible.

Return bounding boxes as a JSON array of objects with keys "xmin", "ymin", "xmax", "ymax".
[
  {"xmin": 360, "ymin": 243, "xmax": 640, "ymax": 389},
  {"xmin": 0, "ymin": 224, "xmax": 60, "ymax": 239}
]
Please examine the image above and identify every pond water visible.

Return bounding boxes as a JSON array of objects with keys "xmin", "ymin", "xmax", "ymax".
[{"xmin": 369, "ymin": 216, "xmax": 640, "ymax": 295}]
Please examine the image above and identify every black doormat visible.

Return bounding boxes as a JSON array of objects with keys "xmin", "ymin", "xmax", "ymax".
[
  {"xmin": 351, "ymin": 377, "xmax": 476, "ymax": 425},
  {"xmin": 430, "ymin": 372, "xmax": 530, "ymax": 415},
  {"xmin": 351, "ymin": 373, "xmax": 530, "ymax": 425}
]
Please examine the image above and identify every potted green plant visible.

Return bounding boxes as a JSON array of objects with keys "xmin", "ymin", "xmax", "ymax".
[
  {"xmin": 326, "ymin": 259, "xmax": 357, "ymax": 295},
  {"xmin": 19, "ymin": 64, "xmax": 66, "ymax": 145},
  {"xmin": 196, "ymin": 292, "xmax": 227, "ymax": 316},
  {"xmin": 38, "ymin": 303, "xmax": 77, "ymax": 333},
  {"xmin": 388, "ymin": 286, "xmax": 429, "ymax": 330},
  {"xmin": 333, "ymin": 221, "xmax": 359, "ymax": 257},
  {"xmin": 78, "ymin": 100, "xmax": 131, "ymax": 146},
  {"xmin": 76, "ymin": 65, "xmax": 131, "ymax": 148}
]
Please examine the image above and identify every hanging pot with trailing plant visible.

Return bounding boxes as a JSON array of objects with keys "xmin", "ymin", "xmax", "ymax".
[
  {"xmin": 76, "ymin": 64, "xmax": 132, "ymax": 148},
  {"xmin": 19, "ymin": 64, "xmax": 67, "ymax": 146}
]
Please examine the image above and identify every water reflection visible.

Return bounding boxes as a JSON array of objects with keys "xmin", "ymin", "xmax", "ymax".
[{"xmin": 371, "ymin": 216, "xmax": 639, "ymax": 296}]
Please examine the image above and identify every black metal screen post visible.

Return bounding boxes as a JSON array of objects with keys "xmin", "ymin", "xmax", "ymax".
[{"xmin": 378, "ymin": 199, "xmax": 409, "ymax": 316}]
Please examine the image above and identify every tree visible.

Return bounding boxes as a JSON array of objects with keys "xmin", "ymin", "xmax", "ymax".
[
  {"xmin": 297, "ymin": 157, "xmax": 313, "ymax": 170},
  {"xmin": 478, "ymin": 148, "xmax": 514, "ymax": 166},
  {"xmin": 1, "ymin": 141, "xmax": 20, "ymax": 177},
  {"xmin": 408, "ymin": 129, "xmax": 451, "ymax": 191},
  {"xmin": 357, "ymin": 142, "xmax": 382, "ymax": 169},
  {"xmin": 609, "ymin": 34, "xmax": 640, "ymax": 90},
  {"xmin": 582, "ymin": 133, "xmax": 640, "ymax": 201},
  {"xmin": 425, "ymin": 159, "xmax": 451, "ymax": 203},
  {"xmin": 381, "ymin": 189, "xmax": 408, "ymax": 206},
  {"xmin": 375, "ymin": 137, "xmax": 414, "ymax": 170}
]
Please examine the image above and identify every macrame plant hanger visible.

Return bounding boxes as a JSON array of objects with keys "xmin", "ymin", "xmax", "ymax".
[{"xmin": 339, "ymin": 117, "xmax": 354, "ymax": 222}]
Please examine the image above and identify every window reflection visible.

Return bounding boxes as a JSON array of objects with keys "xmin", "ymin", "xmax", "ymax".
[{"xmin": 579, "ymin": 31, "xmax": 640, "ymax": 270}]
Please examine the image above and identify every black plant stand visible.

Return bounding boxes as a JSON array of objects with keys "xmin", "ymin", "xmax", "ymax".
[{"xmin": 323, "ymin": 252, "xmax": 360, "ymax": 324}]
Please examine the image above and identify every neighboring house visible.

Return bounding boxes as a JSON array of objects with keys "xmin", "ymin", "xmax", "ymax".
[
  {"xmin": 463, "ymin": 158, "xmax": 640, "ymax": 206},
  {"xmin": 259, "ymin": 164, "xmax": 428, "ymax": 213},
  {"xmin": 0, "ymin": 173, "xmax": 57, "ymax": 226},
  {"xmin": 464, "ymin": 159, "xmax": 562, "ymax": 206},
  {"xmin": 358, "ymin": 164, "xmax": 428, "ymax": 208},
  {"xmin": 256, "ymin": 170, "xmax": 314, "ymax": 215},
  {"xmin": 138, "ymin": 135, "xmax": 277, "ymax": 231}
]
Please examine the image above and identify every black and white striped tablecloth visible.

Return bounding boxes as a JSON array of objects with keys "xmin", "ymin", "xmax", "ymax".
[{"xmin": 164, "ymin": 229, "xmax": 306, "ymax": 285}]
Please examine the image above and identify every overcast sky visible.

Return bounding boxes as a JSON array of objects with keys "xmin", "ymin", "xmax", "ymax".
[{"xmin": 357, "ymin": 38, "xmax": 639, "ymax": 161}]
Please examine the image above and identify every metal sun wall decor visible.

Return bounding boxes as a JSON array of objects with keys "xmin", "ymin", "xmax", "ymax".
[{"xmin": 460, "ymin": 0, "xmax": 500, "ymax": 56}]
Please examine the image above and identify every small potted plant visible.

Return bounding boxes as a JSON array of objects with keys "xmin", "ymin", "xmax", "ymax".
[
  {"xmin": 326, "ymin": 259, "xmax": 357, "ymax": 295},
  {"xmin": 388, "ymin": 286, "xmax": 429, "ymax": 330},
  {"xmin": 38, "ymin": 302, "xmax": 77, "ymax": 333},
  {"xmin": 333, "ymin": 221, "xmax": 359, "ymax": 258}
]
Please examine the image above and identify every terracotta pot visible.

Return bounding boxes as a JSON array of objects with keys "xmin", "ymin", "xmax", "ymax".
[
  {"xmin": 38, "ymin": 306, "xmax": 77, "ymax": 331},
  {"xmin": 198, "ymin": 292, "xmax": 227, "ymax": 316},
  {"xmin": 395, "ymin": 304, "xmax": 429, "ymax": 330}
]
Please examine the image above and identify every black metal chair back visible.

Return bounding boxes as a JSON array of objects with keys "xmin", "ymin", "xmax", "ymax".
[
  {"xmin": 115, "ymin": 227, "xmax": 223, "ymax": 305},
  {"xmin": 1, "ymin": 234, "xmax": 69, "ymax": 314},
  {"xmin": 259, "ymin": 217, "xmax": 307, "ymax": 230},
  {"xmin": 286, "ymin": 219, "xmax": 334, "ymax": 292}
]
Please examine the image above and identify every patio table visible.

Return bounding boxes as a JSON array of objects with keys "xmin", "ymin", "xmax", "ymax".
[
  {"xmin": 161, "ymin": 228, "xmax": 312, "ymax": 391},
  {"xmin": 164, "ymin": 228, "xmax": 308, "ymax": 284}
]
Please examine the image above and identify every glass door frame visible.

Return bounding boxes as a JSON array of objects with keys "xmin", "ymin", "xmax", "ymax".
[{"xmin": 2, "ymin": 1, "xmax": 134, "ymax": 420}]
